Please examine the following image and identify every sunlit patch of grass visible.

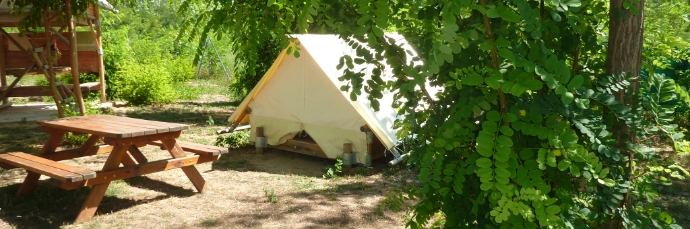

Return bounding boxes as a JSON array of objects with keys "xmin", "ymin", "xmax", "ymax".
[
  {"xmin": 105, "ymin": 180, "xmax": 129, "ymax": 197},
  {"xmin": 200, "ymin": 217, "xmax": 222, "ymax": 227}
]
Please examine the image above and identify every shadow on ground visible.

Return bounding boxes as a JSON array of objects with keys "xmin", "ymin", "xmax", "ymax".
[
  {"xmin": 213, "ymin": 147, "xmax": 402, "ymax": 178},
  {"xmin": 0, "ymin": 122, "xmax": 46, "ymax": 154},
  {"xmin": 0, "ymin": 177, "xmax": 199, "ymax": 229},
  {"xmin": 176, "ymin": 177, "xmax": 408, "ymax": 229}
]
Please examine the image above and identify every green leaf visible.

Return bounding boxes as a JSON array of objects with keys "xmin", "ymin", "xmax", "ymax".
[
  {"xmin": 499, "ymin": 126, "xmax": 514, "ymax": 136},
  {"xmin": 439, "ymin": 44, "xmax": 452, "ymax": 54},
  {"xmin": 372, "ymin": 26, "xmax": 384, "ymax": 37},
  {"xmin": 504, "ymin": 113, "xmax": 517, "ymax": 122},
  {"xmin": 463, "ymin": 74, "xmax": 484, "ymax": 86},
  {"xmin": 485, "ymin": 74, "xmax": 502, "ymax": 89},
  {"xmin": 487, "ymin": 111, "xmax": 501, "ymax": 121},
  {"xmin": 564, "ymin": 0, "xmax": 582, "ymax": 7},
  {"xmin": 659, "ymin": 212, "xmax": 673, "ymax": 224},
  {"xmin": 497, "ymin": 4, "xmax": 521, "ymax": 22},
  {"xmin": 562, "ymin": 92, "xmax": 574, "ymax": 105},
  {"xmin": 497, "ymin": 135, "xmax": 513, "ymax": 147},
  {"xmin": 568, "ymin": 75, "xmax": 584, "ymax": 91},
  {"xmin": 495, "ymin": 37, "xmax": 511, "ymax": 47},
  {"xmin": 519, "ymin": 149, "xmax": 534, "ymax": 160},
  {"xmin": 357, "ymin": 15, "xmax": 371, "ymax": 25},
  {"xmin": 495, "ymin": 146, "xmax": 510, "ymax": 162},
  {"xmin": 480, "ymin": 181, "xmax": 494, "ymax": 190},
  {"xmin": 486, "ymin": 8, "xmax": 500, "ymax": 18},
  {"xmin": 599, "ymin": 168, "xmax": 609, "ymax": 178},
  {"xmin": 545, "ymin": 205, "xmax": 561, "ymax": 215},
  {"xmin": 498, "ymin": 48, "xmax": 515, "ymax": 61},
  {"xmin": 557, "ymin": 160, "xmax": 571, "ymax": 171},
  {"xmin": 477, "ymin": 145, "xmax": 494, "ymax": 157},
  {"xmin": 523, "ymin": 79, "xmax": 543, "ymax": 90},
  {"xmin": 476, "ymin": 158, "xmax": 493, "ymax": 168}
]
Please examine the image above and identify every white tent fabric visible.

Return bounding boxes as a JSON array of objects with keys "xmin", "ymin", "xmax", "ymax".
[{"xmin": 228, "ymin": 34, "xmax": 421, "ymax": 164}]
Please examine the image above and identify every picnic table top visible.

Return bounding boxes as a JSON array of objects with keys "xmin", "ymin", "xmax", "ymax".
[{"xmin": 37, "ymin": 115, "xmax": 190, "ymax": 138}]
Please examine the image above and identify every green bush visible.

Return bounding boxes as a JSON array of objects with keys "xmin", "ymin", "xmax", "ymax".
[
  {"xmin": 166, "ymin": 57, "xmax": 195, "ymax": 83},
  {"xmin": 228, "ymin": 37, "xmax": 281, "ymax": 98},
  {"xmin": 111, "ymin": 63, "xmax": 176, "ymax": 105},
  {"xmin": 215, "ymin": 131, "xmax": 250, "ymax": 148},
  {"xmin": 322, "ymin": 158, "xmax": 343, "ymax": 179}
]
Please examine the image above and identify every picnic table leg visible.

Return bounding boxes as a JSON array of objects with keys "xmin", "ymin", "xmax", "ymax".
[
  {"xmin": 160, "ymin": 139, "xmax": 209, "ymax": 193},
  {"xmin": 16, "ymin": 130, "xmax": 65, "ymax": 196},
  {"xmin": 74, "ymin": 144, "xmax": 129, "ymax": 224}
]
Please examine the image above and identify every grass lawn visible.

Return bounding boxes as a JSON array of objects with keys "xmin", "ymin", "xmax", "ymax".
[{"xmin": 0, "ymin": 79, "xmax": 417, "ymax": 228}]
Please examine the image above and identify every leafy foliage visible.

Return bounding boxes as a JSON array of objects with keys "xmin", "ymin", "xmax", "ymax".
[
  {"xmin": 322, "ymin": 158, "xmax": 343, "ymax": 179},
  {"xmin": 228, "ymin": 37, "xmax": 281, "ymax": 98},
  {"xmin": 215, "ymin": 131, "xmax": 250, "ymax": 148},
  {"xmin": 110, "ymin": 63, "xmax": 176, "ymax": 105}
]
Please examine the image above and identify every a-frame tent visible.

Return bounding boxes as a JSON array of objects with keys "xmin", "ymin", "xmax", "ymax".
[{"xmin": 227, "ymin": 34, "xmax": 421, "ymax": 165}]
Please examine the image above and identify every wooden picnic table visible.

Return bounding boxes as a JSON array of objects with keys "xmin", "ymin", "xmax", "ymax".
[{"xmin": 0, "ymin": 115, "xmax": 226, "ymax": 223}]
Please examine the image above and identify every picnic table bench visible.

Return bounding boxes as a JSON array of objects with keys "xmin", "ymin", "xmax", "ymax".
[{"xmin": 0, "ymin": 115, "xmax": 226, "ymax": 224}]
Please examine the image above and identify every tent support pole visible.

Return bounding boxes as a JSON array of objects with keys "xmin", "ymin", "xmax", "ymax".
[
  {"xmin": 342, "ymin": 143, "xmax": 352, "ymax": 171},
  {"xmin": 255, "ymin": 127, "xmax": 265, "ymax": 154}
]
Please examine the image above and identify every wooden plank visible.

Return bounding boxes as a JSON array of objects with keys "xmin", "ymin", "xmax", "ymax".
[
  {"xmin": 270, "ymin": 139, "xmax": 329, "ymax": 158},
  {"xmin": 0, "ymin": 30, "xmax": 6, "ymax": 104},
  {"xmin": 38, "ymin": 115, "xmax": 189, "ymax": 138},
  {"xmin": 74, "ymin": 143, "xmax": 128, "ymax": 224},
  {"xmin": 89, "ymin": 116, "xmax": 166, "ymax": 135},
  {"xmin": 161, "ymin": 139, "xmax": 209, "ymax": 193},
  {"xmin": 0, "ymin": 64, "xmax": 27, "ymax": 101},
  {"xmin": 78, "ymin": 135, "xmax": 102, "ymax": 157},
  {"xmin": 0, "ymin": 85, "xmax": 91, "ymax": 97},
  {"xmin": 42, "ymin": 145, "xmax": 114, "ymax": 161},
  {"xmin": 39, "ymin": 117, "xmax": 143, "ymax": 138},
  {"xmin": 67, "ymin": 5, "xmax": 87, "ymax": 117},
  {"xmin": 0, "ymin": 153, "xmax": 93, "ymax": 182},
  {"xmin": 56, "ymin": 155, "xmax": 219, "ymax": 190},
  {"xmin": 8, "ymin": 152, "xmax": 94, "ymax": 178},
  {"xmin": 149, "ymin": 140, "xmax": 227, "ymax": 156},
  {"xmin": 95, "ymin": 115, "xmax": 189, "ymax": 132},
  {"xmin": 16, "ymin": 172, "xmax": 40, "ymax": 196},
  {"xmin": 4, "ymin": 50, "xmax": 100, "ymax": 73},
  {"xmin": 127, "ymin": 145, "xmax": 148, "ymax": 164},
  {"xmin": 104, "ymin": 131, "xmax": 182, "ymax": 146}
]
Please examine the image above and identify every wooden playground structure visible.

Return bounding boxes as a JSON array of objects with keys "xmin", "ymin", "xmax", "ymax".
[{"xmin": 0, "ymin": 0, "xmax": 117, "ymax": 117}]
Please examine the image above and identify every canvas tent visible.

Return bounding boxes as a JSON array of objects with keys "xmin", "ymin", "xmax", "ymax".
[{"xmin": 227, "ymin": 34, "xmax": 424, "ymax": 165}]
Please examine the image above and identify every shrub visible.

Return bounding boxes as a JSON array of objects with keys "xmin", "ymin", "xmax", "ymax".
[
  {"xmin": 166, "ymin": 57, "xmax": 195, "ymax": 83},
  {"xmin": 228, "ymin": 37, "xmax": 281, "ymax": 98},
  {"xmin": 263, "ymin": 187, "xmax": 279, "ymax": 203},
  {"xmin": 322, "ymin": 158, "xmax": 343, "ymax": 179},
  {"xmin": 215, "ymin": 131, "xmax": 250, "ymax": 148},
  {"xmin": 111, "ymin": 63, "xmax": 176, "ymax": 105}
]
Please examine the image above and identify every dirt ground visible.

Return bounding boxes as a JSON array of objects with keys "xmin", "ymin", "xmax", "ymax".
[{"xmin": 0, "ymin": 91, "xmax": 418, "ymax": 229}]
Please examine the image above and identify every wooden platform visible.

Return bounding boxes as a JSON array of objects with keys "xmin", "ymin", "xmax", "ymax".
[{"xmin": 0, "ymin": 103, "xmax": 57, "ymax": 123}]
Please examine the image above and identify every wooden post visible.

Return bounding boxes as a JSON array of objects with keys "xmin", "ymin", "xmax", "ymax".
[
  {"xmin": 67, "ymin": 1, "xmax": 86, "ymax": 116},
  {"xmin": 94, "ymin": 7, "xmax": 106, "ymax": 102},
  {"xmin": 255, "ymin": 127, "xmax": 265, "ymax": 154},
  {"xmin": 360, "ymin": 125, "xmax": 373, "ymax": 167},
  {"xmin": 343, "ymin": 143, "xmax": 352, "ymax": 171},
  {"xmin": 0, "ymin": 31, "xmax": 7, "ymax": 105}
]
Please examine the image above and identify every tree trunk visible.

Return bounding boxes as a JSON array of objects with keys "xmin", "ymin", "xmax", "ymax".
[
  {"xmin": 607, "ymin": 0, "xmax": 644, "ymax": 77},
  {"xmin": 606, "ymin": 0, "xmax": 644, "ymax": 228}
]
